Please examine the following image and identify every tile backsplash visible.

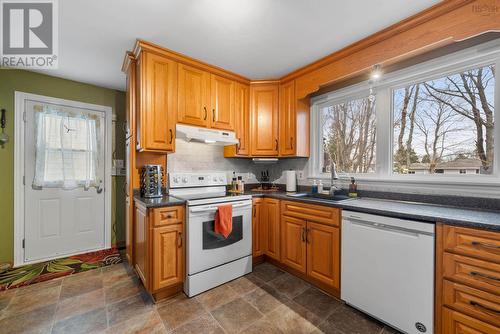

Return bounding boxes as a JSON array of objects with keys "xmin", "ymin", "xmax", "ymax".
[{"xmin": 167, "ymin": 140, "xmax": 308, "ymax": 184}]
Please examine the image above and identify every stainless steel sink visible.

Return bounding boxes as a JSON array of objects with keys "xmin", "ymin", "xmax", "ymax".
[{"xmin": 286, "ymin": 192, "xmax": 354, "ymax": 202}]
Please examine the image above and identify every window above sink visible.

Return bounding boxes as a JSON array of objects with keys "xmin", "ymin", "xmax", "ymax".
[{"xmin": 309, "ymin": 39, "xmax": 500, "ymax": 192}]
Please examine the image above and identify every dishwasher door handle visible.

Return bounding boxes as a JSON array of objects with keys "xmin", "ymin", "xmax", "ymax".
[{"xmin": 345, "ymin": 218, "xmax": 434, "ymax": 237}]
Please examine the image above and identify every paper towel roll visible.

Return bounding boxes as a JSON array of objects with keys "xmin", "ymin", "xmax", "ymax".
[{"xmin": 285, "ymin": 170, "xmax": 297, "ymax": 192}]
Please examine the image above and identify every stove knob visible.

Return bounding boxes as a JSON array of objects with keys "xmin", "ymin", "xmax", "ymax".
[
  {"xmin": 218, "ymin": 176, "xmax": 224, "ymax": 182},
  {"xmin": 173, "ymin": 176, "xmax": 180, "ymax": 183},
  {"xmin": 182, "ymin": 177, "xmax": 188, "ymax": 183},
  {"xmin": 213, "ymin": 176, "xmax": 218, "ymax": 182}
]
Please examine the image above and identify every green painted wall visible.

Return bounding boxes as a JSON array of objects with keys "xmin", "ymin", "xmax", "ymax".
[{"xmin": 0, "ymin": 69, "xmax": 126, "ymax": 265}]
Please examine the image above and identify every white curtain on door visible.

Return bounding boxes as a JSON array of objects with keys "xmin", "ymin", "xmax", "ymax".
[{"xmin": 33, "ymin": 104, "xmax": 103, "ymax": 190}]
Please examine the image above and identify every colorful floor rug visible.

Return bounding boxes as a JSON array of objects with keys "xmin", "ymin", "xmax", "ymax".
[{"xmin": 0, "ymin": 247, "xmax": 122, "ymax": 291}]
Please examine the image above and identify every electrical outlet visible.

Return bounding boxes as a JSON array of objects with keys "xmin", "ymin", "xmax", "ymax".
[{"xmin": 297, "ymin": 171, "xmax": 304, "ymax": 179}]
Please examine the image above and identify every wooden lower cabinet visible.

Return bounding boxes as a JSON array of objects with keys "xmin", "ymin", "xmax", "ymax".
[
  {"xmin": 153, "ymin": 224, "xmax": 184, "ymax": 291},
  {"xmin": 306, "ymin": 222, "xmax": 340, "ymax": 289},
  {"xmin": 443, "ymin": 308, "xmax": 499, "ymax": 334},
  {"xmin": 134, "ymin": 203, "xmax": 148, "ymax": 286},
  {"xmin": 252, "ymin": 198, "xmax": 264, "ymax": 257},
  {"xmin": 281, "ymin": 216, "xmax": 307, "ymax": 273},
  {"xmin": 278, "ymin": 200, "xmax": 341, "ymax": 296},
  {"xmin": 262, "ymin": 198, "xmax": 280, "ymax": 261},
  {"xmin": 437, "ymin": 224, "xmax": 500, "ymax": 333},
  {"xmin": 252, "ymin": 198, "xmax": 280, "ymax": 261},
  {"xmin": 134, "ymin": 203, "xmax": 185, "ymax": 301}
]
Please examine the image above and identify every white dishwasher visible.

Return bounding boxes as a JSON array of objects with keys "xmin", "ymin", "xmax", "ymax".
[{"xmin": 341, "ymin": 211, "xmax": 435, "ymax": 334}]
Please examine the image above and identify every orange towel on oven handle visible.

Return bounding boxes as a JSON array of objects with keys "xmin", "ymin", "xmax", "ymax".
[{"xmin": 215, "ymin": 204, "xmax": 233, "ymax": 238}]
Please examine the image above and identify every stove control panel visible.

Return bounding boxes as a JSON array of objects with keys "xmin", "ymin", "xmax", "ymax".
[{"xmin": 169, "ymin": 172, "xmax": 228, "ymax": 188}]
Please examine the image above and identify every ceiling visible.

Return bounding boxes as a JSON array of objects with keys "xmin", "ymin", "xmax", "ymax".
[{"xmin": 42, "ymin": 0, "xmax": 440, "ymax": 91}]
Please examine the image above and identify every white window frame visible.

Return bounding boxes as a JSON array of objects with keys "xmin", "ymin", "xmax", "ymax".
[{"xmin": 309, "ymin": 39, "xmax": 500, "ymax": 196}]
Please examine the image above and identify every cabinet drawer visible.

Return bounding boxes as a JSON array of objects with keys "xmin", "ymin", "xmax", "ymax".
[
  {"xmin": 443, "ymin": 253, "xmax": 500, "ymax": 295},
  {"xmin": 443, "ymin": 280, "xmax": 500, "ymax": 326},
  {"xmin": 443, "ymin": 307, "xmax": 500, "ymax": 334},
  {"xmin": 153, "ymin": 206, "xmax": 184, "ymax": 227},
  {"xmin": 281, "ymin": 200, "xmax": 340, "ymax": 226},
  {"xmin": 443, "ymin": 226, "xmax": 500, "ymax": 264}
]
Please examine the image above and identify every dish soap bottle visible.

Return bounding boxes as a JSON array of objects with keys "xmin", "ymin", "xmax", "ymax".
[
  {"xmin": 311, "ymin": 180, "xmax": 318, "ymax": 194},
  {"xmin": 348, "ymin": 177, "xmax": 358, "ymax": 197},
  {"xmin": 317, "ymin": 180, "xmax": 324, "ymax": 194}
]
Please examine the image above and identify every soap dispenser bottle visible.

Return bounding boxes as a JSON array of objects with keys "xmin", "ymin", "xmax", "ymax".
[{"xmin": 311, "ymin": 180, "xmax": 318, "ymax": 194}]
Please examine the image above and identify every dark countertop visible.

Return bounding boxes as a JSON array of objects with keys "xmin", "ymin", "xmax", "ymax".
[
  {"xmin": 133, "ymin": 189, "xmax": 500, "ymax": 232},
  {"xmin": 133, "ymin": 193, "xmax": 186, "ymax": 208},
  {"xmin": 246, "ymin": 190, "xmax": 500, "ymax": 232}
]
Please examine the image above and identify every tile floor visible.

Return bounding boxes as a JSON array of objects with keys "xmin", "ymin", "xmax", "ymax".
[{"xmin": 0, "ymin": 262, "xmax": 401, "ymax": 334}]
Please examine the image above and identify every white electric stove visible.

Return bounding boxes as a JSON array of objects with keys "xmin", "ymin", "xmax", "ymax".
[{"xmin": 169, "ymin": 172, "xmax": 253, "ymax": 297}]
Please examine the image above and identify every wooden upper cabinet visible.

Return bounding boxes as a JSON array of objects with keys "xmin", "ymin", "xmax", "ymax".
[
  {"xmin": 234, "ymin": 83, "xmax": 250, "ymax": 155},
  {"xmin": 137, "ymin": 51, "xmax": 177, "ymax": 152},
  {"xmin": 178, "ymin": 64, "xmax": 210, "ymax": 128},
  {"xmin": 250, "ymin": 83, "xmax": 279, "ymax": 156},
  {"xmin": 279, "ymin": 81, "xmax": 296, "ymax": 156},
  {"xmin": 210, "ymin": 74, "xmax": 235, "ymax": 131}
]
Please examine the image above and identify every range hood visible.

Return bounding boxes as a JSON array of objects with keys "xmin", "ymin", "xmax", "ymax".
[{"xmin": 176, "ymin": 124, "xmax": 239, "ymax": 146}]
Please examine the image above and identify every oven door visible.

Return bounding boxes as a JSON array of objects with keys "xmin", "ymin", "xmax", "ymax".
[{"xmin": 187, "ymin": 200, "xmax": 252, "ymax": 275}]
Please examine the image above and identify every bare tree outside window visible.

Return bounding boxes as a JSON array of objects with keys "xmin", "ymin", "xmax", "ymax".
[
  {"xmin": 321, "ymin": 96, "xmax": 376, "ymax": 174},
  {"xmin": 393, "ymin": 64, "xmax": 495, "ymax": 175}
]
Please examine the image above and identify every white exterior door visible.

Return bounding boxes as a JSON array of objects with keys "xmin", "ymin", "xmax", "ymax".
[{"xmin": 22, "ymin": 98, "xmax": 108, "ymax": 263}]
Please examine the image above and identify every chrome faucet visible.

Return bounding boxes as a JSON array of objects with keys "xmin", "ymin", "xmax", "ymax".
[{"xmin": 329, "ymin": 162, "xmax": 340, "ymax": 196}]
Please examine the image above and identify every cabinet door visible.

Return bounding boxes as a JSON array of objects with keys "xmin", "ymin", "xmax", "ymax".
[
  {"xmin": 443, "ymin": 308, "xmax": 499, "ymax": 334},
  {"xmin": 153, "ymin": 224, "xmax": 184, "ymax": 291},
  {"xmin": 306, "ymin": 222, "xmax": 340, "ymax": 290},
  {"xmin": 178, "ymin": 64, "xmax": 210, "ymax": 127},
  {"xmin": 252, "ymin": 199, "xmax": 263, "ymax": 257},
  {"xmin": 264, "ymin": 198, "xmax": 280, "ymax": 260},
  {"xmin": 125, "ymin": 196, "xmax": 132, "ymax": 264},
  {"xmin": 234, "ymin": 83, "xmax": 250, "ymax": 155},
  {"xmin": 134, "ymin": 204, "xmax": 148, "ymax": 288},
  {"xmin": 139, "ymin": 52, "xmax": 177, "ymax": 152},
  {"xmin": 210, "ymin": 74, "xmax": 235, "ymax": 130},
  {"xmin": 281, "ymin": 216, "xmax": 306, "ymax": 273},
  {"xmin": 279, "ymin": 81, "xmax": 296, "ymax": 156},
  {"xmin": 250, "ymin": 84, "xmax": 279, "ymax": 156}
]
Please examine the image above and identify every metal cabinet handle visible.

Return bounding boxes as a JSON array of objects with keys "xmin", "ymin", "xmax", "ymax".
[
  {"xmin": 253, "ymin": 206, "xmax": 256, "ymax": 217},
  {"xmin": 204, "ymin": 107, "xmax": 207, "ymax": 120},
  {"xmin": 305, "ymin": 227, "xmax": 310, "ymax": 243},
  {"xmin": 469, "ymin": 301, "xmax": 500, "ymax": 315},
  {"xmin": 301, "ymin": 227, "xmax": 306, "ymax": 242},
  {"xmin": 290, "ymin": 137, "xmax": 293, "ymax": 149},
  {"xmin": 169, "ymin": 129, "xmax": 173, "ymax": 144},
  {"xmin": 178, "ymin": 232, "xmax": 182, "ymax": 247},
  {"xmin": 470, "ymin": 271, "xmax": 500, "ymax": 284},
  {"xmin": 275, "ymin": 139, "xmax": 278, "ymax": 151},
  {"xmin": 212, "ymin": 109, "xmax": 216, "ymax": 122},
  {"xmin": 237, "ymin": 138, "xmax": 241, "ymax": 152},
  {"xmin": 471, "ymin": 241, "xmax": 500, "ymax": 251}
]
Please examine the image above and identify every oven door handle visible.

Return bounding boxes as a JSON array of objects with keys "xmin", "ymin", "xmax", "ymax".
[{"xmin": 190, "ymin": 202, "xmax": 252, "ymax": 213}]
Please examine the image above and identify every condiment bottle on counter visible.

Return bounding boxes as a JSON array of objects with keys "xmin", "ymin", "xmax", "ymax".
[
  {"xmin": 237, "ymin": 176, "xmax": 244, "ymax": 192},
  {"xmin": 348, "ymin": 177, "xmax": 358, "ymax": 197}
]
